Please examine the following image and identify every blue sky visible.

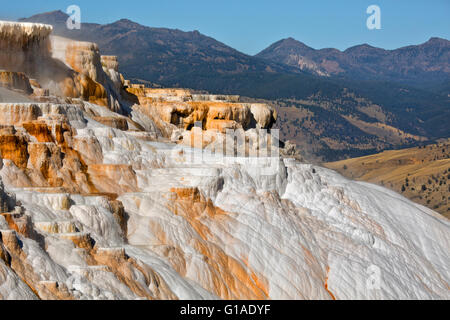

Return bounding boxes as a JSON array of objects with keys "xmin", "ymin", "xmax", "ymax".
[{"xmin": 2, "ymin": 0, "xmax": 449, "ymax": 55}]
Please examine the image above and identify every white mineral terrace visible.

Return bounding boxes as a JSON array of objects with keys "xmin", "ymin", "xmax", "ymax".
[
  {"xmin": 0, "ymin": 101, "xmax": 447, "ymax": 300},
  {"xmin": 0, "ymin": 21, "xmax": 448, "ymax": 300}
]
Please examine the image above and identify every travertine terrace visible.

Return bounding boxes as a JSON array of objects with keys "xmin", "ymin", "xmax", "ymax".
[
  {"xmin": 0, "ymin": 21, "xmax": 448, "ymax": 300},
  {"xmin": 127, "ymin": 86, "xmax": 276, "ymax": 132}
]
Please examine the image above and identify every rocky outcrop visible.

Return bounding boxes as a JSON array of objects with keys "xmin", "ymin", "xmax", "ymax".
[
  {"xmin": 0, "ymin": 103, "xmax": 42, "ymax": 125},
  {"xmin": 0, "ymin": 22, "xmax": 131, "ymax": 114},
  {"xmin": 101, "ymin": 56, "xmax": 124, "ymax": 92},
  {"xmin": 0, "ymin": 22, "xmax": 73, "ymax": 102},
  {"xmin": 0, "ymin": 103, "xmax": 92, "ymax": 193},
  {"xmin": 0, "ymin": 21, "xmax": 52, "ymax": 75},
  {"xmin": 0, "ymin": 134, "xmax": 29, "ymax": 169},
  {"xmin": 128, "ymin": 87, "xmax": 277, "ymax": 134},
  {"xmin": 126, "ymin": 87, "xmax": 192, "ymax": 103},
  {"xmin": 0, "ymin": 71, "xmax": 33, "ymax": 95},
  {"xmin": 50, "ymin": 36, "xmax": 126, "ymax": 113}
]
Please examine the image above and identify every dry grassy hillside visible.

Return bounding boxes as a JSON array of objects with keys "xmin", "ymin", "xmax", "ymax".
[{"xmin": 325, "ymin": 140, "xmax": 450, "ymax": 218}]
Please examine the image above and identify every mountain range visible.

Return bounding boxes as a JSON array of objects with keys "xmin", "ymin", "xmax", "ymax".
[
  {"xmin": 21, "ymin": 10, "xmax": 449, "ymax": 90},
  {"xmin": 20, "ymin": 11, "xmax": 301, "ymax": 87},
  {"xmin": 256, "ymin": 37, "xmax": 450, "ymax": 87}
]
